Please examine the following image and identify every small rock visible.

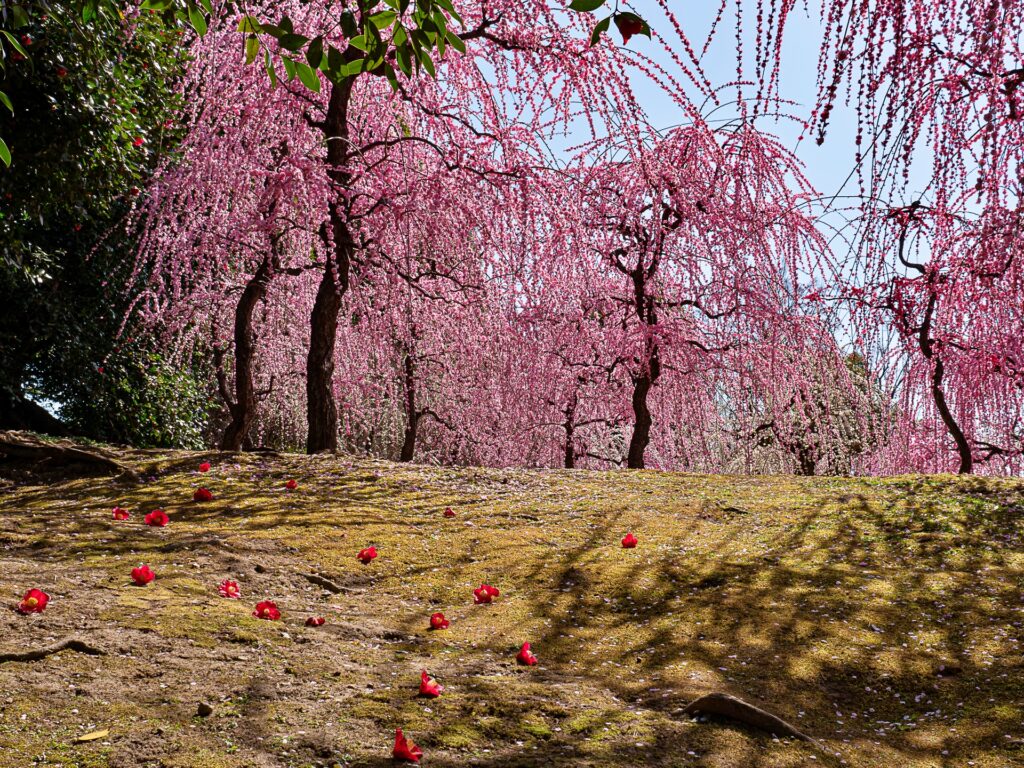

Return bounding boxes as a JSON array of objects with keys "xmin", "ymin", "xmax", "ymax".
[{"xmin": 197, "ymin": 703, "xmax": 213, "ymax": 717}]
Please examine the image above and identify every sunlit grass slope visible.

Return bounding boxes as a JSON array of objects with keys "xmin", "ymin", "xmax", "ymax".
[{"xmin": 1, "ymin": 448, "xmax": 1022, "ymax": 767}]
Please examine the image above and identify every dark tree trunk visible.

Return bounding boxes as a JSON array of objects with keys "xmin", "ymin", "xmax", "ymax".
[
  {"xmin": 626, "ymin": 268, "xmax": 660, "ymax": 469},
  {"xmin": 563, "ymin": 395, "xmax": 577, "ymax": 469},
  {"xmin": 400, "ymin": 353, "xmax": 418, "ymax": 462},
  {"xmin": 627, "ymin": 372, "xmax": 655, "ymax": 469},
  {"xmin": 220, "ymin": 257, "xmax": 273, "ymax": 451},
  {"xmin": 931, "ymin": 356, "xmax": 973, "ymax": 474},
  {"xmin": 306, "ymin": 79, "xmax": 355, "ymax": 454},
  {"xmin": 919, "ymin": 292, "xmax": 973, "ymax": 474}
]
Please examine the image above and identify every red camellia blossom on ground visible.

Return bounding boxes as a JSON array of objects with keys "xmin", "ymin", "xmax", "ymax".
[
  {"xmin": 357, "ymin": 546, "xmax": 378, "ymax": 564},
  {"xmin": 517, "ymin": 641, "xmax": 539, "ymax": 666},
  {"xmin": 55, "ymin": 65, "xmax": 68, "ymax": 78},
  {"xmin": 429, "ymin": 612, "xmax": 450, "ymax": 630},
  {"xmin": 419, "ymin": 670, "xmax": 443, "ymax": 697},
  {"xmin": 392, "ymin": 729, "xmax": 423, "ymax": 763},
  {"xmin": 132, "ymin": 136, "xmax": 145, "ymax": 147},
  {"xmin": 443, "ymin": 507, "xmax": 456, "ymax": 518},
  {"xmin": 253, "ymin": 600, "xmax": 281, "ymax": 620},
  {"xmin": 112, "ymin": 507, "xmax": 130, "ymax": 520},
  {"xmin": 144, "ymin": 509, "xmax": 169, "ymax": 527},
  {"xmin": 218, "ymin": 579, "xmax": 240, "ymax": 599},
  {"xmin": 305, "ymin": 616, "xmax": 325, "ymax": 627},
  {"xmin": 16, "ymin": 588, "xmax": 49, "ymax": 614},
  {"xmin": 193, "ymin": 487, "xmax": 213, "ymax": 502},
  {"xmin": 131, "ymin": 565, "xmax": 155, "ymax": 585},
  {"xmin": 199, "ymin": 462, "xmax": 211, "ymax": 472},
  {"xmin": 285, "ymin": 479, "xmax": 297, "ymax": 490},
  {"xmin": 473, "ymin": 584, "xmax": 500, "ymax": 604},
  {"xmin": 621, "ymin": 532, "xmax": 638, "ymax": 549}
]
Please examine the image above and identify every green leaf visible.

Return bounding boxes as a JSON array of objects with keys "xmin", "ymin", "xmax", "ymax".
[
  {"xmin": 446, "ymin": 29, "xmax": 466, "ymax": 54},
  {"xmin": 187, "ymin": 2, "xmax": 207, "ymax": 36},
  {"xmin": 368, "ymin": 10, "xmax": 398, "ymax": 29},
  {"xmin": 237, "ymin": 15, "xmax": 262, "ymax": 33},
  {"xmin": 384, "ymin": 62, "xmax": 399, "ymax": 91},
  {"xmin": 349, "ymin": 35, "xmax": 369, "ymax": 52},
  {"xmin": 326, "ymin": 44, "xmax": 345, "ymax": 75},
  {"xmin": 306, "ymin": 36, "xmax": 324, "ymax": 68},
  {"xmin": 0, "ymin": 136, "xmax": 10, "ymax": 167},
  {"xmin": 2, "ymin": 31, "xmax": 29, "ymax": 58},
  {"xmin": 295, "ymin": 61, "xmax": 321, "ymax": 92},
  {"xmin": 340, "ymin": 10, "xmax": 358, "ymax": 38},
  {"xmin": 419, "ymin": 49, "xmax": 435, "ymax": 77},
  {"xmin": 278, "ymin": 33, "xmax": 307, "ymax": 51},
  {"xmin": 281, "ymin": 56, "xmax": 296, "ymax": 79},
  {"xmin": 395, "ymin": 42, "xmax": 412, "ymax": 76},
  {"xmin": 590, "ymin": 15, "xmax": 611, "ymax": 46},
  {"xmin": 10, "ymin": 5, "xmax": 30, "ymax": 28},
  {"xmin": 0, "ymin": 90, "xmax": 12, "ymax": 114},
  {"xmin": 245, "ymin": 36, "xmax": 260, "ymax": 65},
  {"xmin": 264, "ymin": 49, "xmax": 278, "ymax": 87},
  {"xmin": 569, "ymin": 0, "xmax": 605, "ymax": 11},
  {"xmin": 340, "ymin": 58, "xmax": 364, "ymax": 77}
]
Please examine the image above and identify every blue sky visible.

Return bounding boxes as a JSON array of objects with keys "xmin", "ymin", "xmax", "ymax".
[{"xmin": 622, "ymin": 0, "xmax": 862, "ymax": 201}]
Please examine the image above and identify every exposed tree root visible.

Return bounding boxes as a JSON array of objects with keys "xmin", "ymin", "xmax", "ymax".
[
  {"xmin": 303, "ymin": 572, "xmax": 344, "ymax": 593},
  {"xmin": 0, "ymin": 637, "xmax": 106, "ymax": 664},
  {"xmin": 682, "ymin": 692, "xmax": 815, "ymax": 742},
  {"xmin": 0, "ymin": 431, "xmax": 141, "ymax": 483}
]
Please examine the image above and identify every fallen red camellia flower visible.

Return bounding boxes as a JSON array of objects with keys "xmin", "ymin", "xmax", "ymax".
[
  {"xmin": 285, "ymin": 479, "xmax": 297, "ymax": 490},
  {"xmin": 144, "ymin": 509, "xmax": 169, "ymax": 527},
  {"xmin": 253, "ymin": 600, "xmax": 281, "ymax": 620},
  {"xmin": 419, "ymin": 670, "xmax": 443, "ymax": 697},
  {"xmin": 473, "ymin": 584, "xmax": 500, "ymax": 604},
  {"xmin": 193, "ymin": 487, "xmax": 213, "ymax": 502},
  {"xmin": 392, "ymin": 728, "xmax": 423, "ymax": 763},
  {"xmin": 443, "ymin": 507, "xmax": 456, "ymax": 518},
  {"xmin": 199, "ymin": 462, "xmax": 211, "ymax": 472},
  {"xmin": 112, "ymin": 507, "xmax": 130, "ymax": 520},
  {"xmin": 621, "ymin": 532, "xmax": 638, "ymax": 548},
  {"xmin": 357, "ymin": 546, "xmax": 378, "ymax": 564},
  {"xmin": 16, "ymin": 588, "xmax": 49, "ymax": 614},
  {"xmin": 131, "ymin": 565, "xmax": 155, "ymax": 586},
  {"xmin": 517, "ymin": 641, "xmax": 539, "ymax": 666},
  {"xmin": 218, "ymin": 579, "xmax": 241, "ymax": 599},
  {"xmin": 132, "ymin": 135, "xmax": 145, "ymax": 147},
  {"xmin": 429, "ymin": 611, "xmax": 450, "ymax": 630},
  {"xmin": 305, "ymin": 616, "xmax": 325, "ymax": 627}
]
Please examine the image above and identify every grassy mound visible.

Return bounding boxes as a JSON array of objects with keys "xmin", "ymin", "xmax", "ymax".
[{"xmin": 1, "ymin": 447, "xmax": 1022, "ymax": 767}]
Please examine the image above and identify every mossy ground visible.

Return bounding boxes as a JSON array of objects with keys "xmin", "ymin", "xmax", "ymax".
[{"xmin": 1, "ymin": 448, "xmax": 1022, "ymax": 767}]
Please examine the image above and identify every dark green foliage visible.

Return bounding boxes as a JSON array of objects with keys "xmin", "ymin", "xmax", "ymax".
[{"xmin": 0, "ymin": 6, "xmax": 204, "ymax": 446}]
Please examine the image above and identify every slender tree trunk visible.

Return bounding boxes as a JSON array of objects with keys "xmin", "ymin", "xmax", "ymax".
[
  {"xmin": 221, "ymin": 257, "xmax": 273, "ymax": 451},
  {"xmin": 918, "ymin": 291, "xmax": 973, "ymax": 473},
  {"xmin": 931, "ymin": 356, "xmax": 973, "ymax": 473},
  {"xmin": 627, "ymin": 371, "xmax": 655, "ymax": 469},
  {"xmin": 306, "ymin": 79, "xmax": 355, "ymax": 454},
  {"xmin": 562, "ymin": 394, "xmax": 577, "ymax": 469},
  {"xmin": 627, "ymin": 269, "xmax": 660, "ymax": 469},
  {"xmin": 400, "ymin": 353, "xmax": 418, "ymax": 462}
]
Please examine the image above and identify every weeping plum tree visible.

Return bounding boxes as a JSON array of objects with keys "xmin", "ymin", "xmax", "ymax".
[
  {"xmin": 137, "ymin": 0, "xmax": 644, "ymax": 454},
  {"xmin": 576, "ymin": 125, "xmax": 827, "ymax": 469},
  {"xmin": 796, "ymin": 0, "xmax": 1024, "ymax": 473}
]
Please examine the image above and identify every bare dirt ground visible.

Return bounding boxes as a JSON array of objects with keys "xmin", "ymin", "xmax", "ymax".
[{"xmin": 1, "ymin": 445, "xmax": 1022, "ymax": 767}]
